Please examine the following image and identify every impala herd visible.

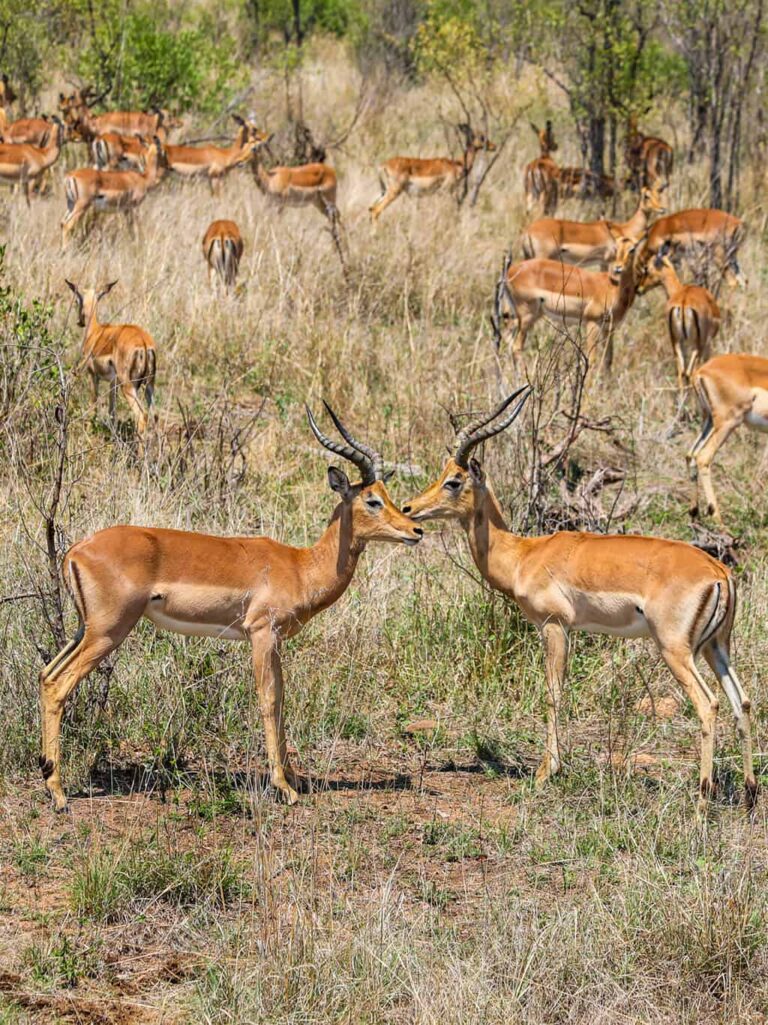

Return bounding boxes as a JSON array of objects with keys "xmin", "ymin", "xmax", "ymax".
[{"xmin": 0, "ymin": 82, "xmax": 764, "ymax": 818}]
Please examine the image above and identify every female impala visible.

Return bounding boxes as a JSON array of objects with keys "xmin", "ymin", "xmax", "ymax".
[
  {"xmin": 38, "ymin": 406, "xmax": 423, "ymax": 811},
  {"xmin": 369, "ymin": 124, "xmax": 496, "ymax": 222},
  {"xmin": 637, "ymin": 209, "xmax": 745, "ymax": 289},
  {"xmin": 0, "ymin": 117, "xmax": 64, "ymax": 204},
  {"xmin": 59, "ymin": 89, "xmax": 171, "ymax": 141},
  {"xmin": 252, "ymin": 135, "xmax": 339, "ymax": 224},
  {"xmin": 638, "ymin": 242, "xmax": 721, "ymax": 397},
  {"xmin": 521, "ymin": 185, "xmax": 666, "ymax": 268},
  {"xmin": 164, "ymin": 117, "xmax": 265, "ymax": 193},
  {"xmin": 403, "ymin": 388, "xmax": 756, "ymax": 814},
  {"xmin": 202, "ymin": 219, "xmax": 244, "ymax": 292},
  {"xmin": 625, "ymin": 116, "xmax": 673, "ymax": 190},
  {"xmin": 688, "ymin": 354, "xmax": 768, "ymax": 525},
  {"xmin": 92, "ymin": 127, "xmax": 167, "ymax": 170},
  {"xmin": 61, "ymin": 137, "xmax": 165, "ymax": 246},
  {"xmin": 0, "ymin": 115, "xmax": 53, "ymax": 146},
  {"xmin": 65, "ymin": 279, "xmax": 156, "ymax": 437},
  {"xmin": 524, "ymin": 121, "xmax": 559, "ymax": 215},
  {"xmin": 493, "ymin": 236, "xmax": 639, "ymax": 370}
]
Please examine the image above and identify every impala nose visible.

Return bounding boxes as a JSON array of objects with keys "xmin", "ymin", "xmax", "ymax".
[{"xmin": 413, "ymin": 526, "xmax": 423, "ymax": 537}]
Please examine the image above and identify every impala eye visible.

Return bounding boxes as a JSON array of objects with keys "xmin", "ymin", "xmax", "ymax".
[
  {"xmin": 365, "ymin": 497, "xmax": 383, "ymax": 511},
  {"xmin": 444, "ymin": 478, "xmax": 462, "ymax": 492}
]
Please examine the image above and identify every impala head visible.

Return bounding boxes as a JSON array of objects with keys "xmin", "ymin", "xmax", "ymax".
[
  {"xmin": 606, "ymin": 235, "xmax": 640, "ymax": 284},
  {"xmin": 640, "ymin": 183, "xmax": 667, "ymax": 216},
  {"xmin": 635, "ymin": 240, "xmax": 674, "ymax": 294},
  {"xmin": 402, "ymin": 386, "xmax": 531, "ymax": 523},
  {"xmin": 457, "ymin": 122, "xmax": 496, "ymax": 153},
  {"xmin": 65, "ymin": 279, "xmax": 117, "ymax": 327},
  {"xmin": 306, "ymin": 402, "xmax": 423, "ymax": 547},
  {"xmin": 531, "ymin": 120, "xmax": 557, "ymax": 155}
]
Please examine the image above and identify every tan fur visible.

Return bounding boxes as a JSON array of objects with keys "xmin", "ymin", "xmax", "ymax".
[
  {"xmin": 165, "ymin": 124, "xmax": 265, "ymax": 194},
  {"xmin": 637, "ymin": 209, "xmax": 746, "ymax": 289},
  {"xmin": 0, "ymin": 119, "xmax": 63, "ymax": 204},
  {"xmin": 202, "ymin": 219, "xmax": 244, "ymax": 292}
]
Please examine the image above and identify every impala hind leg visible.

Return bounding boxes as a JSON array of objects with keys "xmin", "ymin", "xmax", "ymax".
[
  {"xmin": 688, "ymin": 419, "xmax": 740, "ymax": 523},
  {"xmin": 250, "ymin": 627, "xmax": 299, "ymax": 804},
  {"xmin": 39, "ymin": 619, "xmax": 138, "ymax": 810},
  {"xmin": 702, "ymin": 633, "xmax": 757, "ymax": 808},
  {"xmin": 369, "ymin": 185, "xmax": 403, "ymax": 223},
  {"xmin": 658, "ymin": 646, "xmax": 719, "ymax": 815},
  {"xmin": 536, "ymin": 622, "xmax": 569, "ymax": 785}
]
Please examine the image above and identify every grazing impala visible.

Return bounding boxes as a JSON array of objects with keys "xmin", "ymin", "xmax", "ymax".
[
  {"xmin": 522, "ymin": 184, "xmax": 666, "ymax": 268},
  {"xmin": 164, "ymin": 117, "xmax": 265, "ymax": 193},
  {"xmin": 492, "ymin": 236, "xmax": 639, "ymax": 370},
  {"xmin": 403, "ymin": 388, "xmax": 756, "ymax": 814},
  {"xmin": 61, "ymin": 137, "xmax": 165, "ymax": 246},
  {"xmin": 638, "ymin": 241, "xmax": 721, "ymax": 397},
  {"xmin": 59, "ymin": 88, "xmax": 171, "ymax": 141},
  {"xmin": 0, "ymin": 117, "xmax": 64, "ymax": 203},
  {"xmin": 637, "ymin": 209, "xmax": 746, "ymax": 289},
  {"xmin": 202, "ymin": 219, "xmax": 244, "ymax": 292},
  {"xmin": 38, "ymin": 405, "xmax": 423, "ymax": 811},
  {"xmin": 524, "ymin": 121, "xmax": 559, "ymax": 215},
  {"xmin": 625, "ymin": 115, "xmax": 673, "ymax": 190},
  {"xmin": 65, "ymin": 279, "xmax": 156, "ymax": 438},
  {"xmin": 687, "ymin": 354, "xmax": 768, "ymax": 525},
  {"xmin": 369, "ymin": 124, "xmax": 496, "ymax": 222}
]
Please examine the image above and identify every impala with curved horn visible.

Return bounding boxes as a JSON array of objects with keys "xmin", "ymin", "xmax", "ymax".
[
  {"xmin": 38, "ymin": 404, "xmax": 423, "ymax": 811},
  {"xmin": 403, "ymin": 388, "xmax": 756, "ymax": 815}
]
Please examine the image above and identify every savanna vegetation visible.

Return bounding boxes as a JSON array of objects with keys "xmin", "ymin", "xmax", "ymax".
[{"xmin": 1, "ymin": 0, "xmax": 768, "ymax": 1021}]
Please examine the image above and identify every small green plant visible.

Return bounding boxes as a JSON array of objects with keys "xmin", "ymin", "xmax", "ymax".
[{"xmin": 13, "ymin": 837, "xmax": 49, "ymax": 880}]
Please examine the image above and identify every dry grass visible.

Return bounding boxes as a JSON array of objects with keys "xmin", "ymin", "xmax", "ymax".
[{"xmin": 1, "ymin": 41, "xmax": 767, "ymax": 1025}]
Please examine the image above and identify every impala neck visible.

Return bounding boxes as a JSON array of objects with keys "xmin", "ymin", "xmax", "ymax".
[
  {"xmin": 462, "ymin": 484, "xmax": 518, "ymax": 585},
  {"xmin": 612, "ymin": 259, "xmax": 639, "ymax": 317},
  {"xmin": 621, "ymin": 200, "xmax": 650, "ymax": 238},
  {"xmin": 301, "ymin": 504, "xmax": 364, "ymax": 614},
  {"xmin": 252, "ymin": 153, "xmax": 271, "ymax": 193},
  {"xmin": 655, "ymin": 262, "xmax": 682, "ymax": 298},
  {"xmin": 81, "ymin": 301, "xmax": 102, "ymax": 352}
]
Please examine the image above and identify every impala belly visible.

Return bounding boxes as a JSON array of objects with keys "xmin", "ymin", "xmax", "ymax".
[
  {"xmin": 405, "ymin": 174, "xmax": 448, "ymax": 195},
  {"xmin": 746, "ymin": 388, "xmax": 768, "ymax": 430},
  {"xmin": 574, "ymin": 595, "xmax": 650, "ymax": 638},
  {"xmin": 143, "ymin": 587, "xmax": 250, "ymax": 641}
]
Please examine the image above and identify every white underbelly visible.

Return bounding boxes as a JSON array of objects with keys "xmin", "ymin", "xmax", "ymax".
[
  {"xmin": 143, "ymin": 605, "xmax": 246, "ymax": 641},
  {"xmin": 746, "ymin": 409, "xmax": 768, "ymax": 431},
  {"xmin": 580, "ymin": 616, "xmax": 651, "ymax": 638}
]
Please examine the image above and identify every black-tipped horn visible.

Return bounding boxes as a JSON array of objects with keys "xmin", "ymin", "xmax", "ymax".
[
  {"xmin": 322, "ymin": 400, "xmax": 383, "ymax": 481},
  {"xmin": 306, "ymin": 405, "xmax": 377, "ymax": 485},
  {"xmin": 454, "ymin": 385, "xmax": 532, "ymax": 468}
]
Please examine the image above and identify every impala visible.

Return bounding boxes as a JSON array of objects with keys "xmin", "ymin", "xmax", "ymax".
[
  {"xmin": 521, "ymin": 184, "xmax": 666, "ymax": 268},
  {"xmin": 92, "ymin": 127, "xmax": 167, "ymax": 170},
  {"xmin": 61, "ymin": 137, "xmax": 165, "ymax": 246},
  {"xmin": 688, "ymin": 354, "xmax": 768, "ymax": 525},
  {"xmin": 638, "ymin": 241, "xmax": 720, "ymax": 397},
  {"xmin": 369, "ymin": 124, "xmax": 496, "ymax": 222},
  {"xmin": 557, "ymin": 164, "xmax": 615, "ymax": 200},
  {"xmin": 38, "ymin": 405, "xmax": 423, "ymax": 811},
  {"xmin": 59, "ymin": 88, "xmax": 172, "ymax": 141},
  {"xmin": 65, "ymin": 279, "xmax": 156, "ymax": 438},
  {"xmin": 252, "ymin": 135, "xmax": 340, "ymax": 225},
  {"xmin": 403, "ymin": 387, "xmax": 756, "ymax": 814},
  {"xmin": 637, "ymin": 209, "xmax": 746, "ymax": 289},
  {"xmin": 0, "ymin": 117, "xmax": 64, "ymax": 204},
  {"xmin": 625, "ymin": 115, "xmax": 673, "ymax": 190},
  {"xmin": 492, "ymin": 236, "xmax": 639, "ymax": 370},
  {"xmin": 0, "ymin": 115, "xmax": 52, "ymax": 146},
  {"xmin": 524, "ymin": 121, "xmax": 559, "ymax": 215},
  {"xmin": 164, "ymin": 117, "xmax": 265, "ymax": 193},
  {"xmin": 202, "ymin": 219, "xmax": 244, "ymax": 292}
]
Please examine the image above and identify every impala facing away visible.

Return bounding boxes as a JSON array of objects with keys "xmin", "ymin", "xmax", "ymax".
[
  {"xmin": 202, "ymin": 219, "xmax": 243, "ymax": 293},
  {"xmin": 524, "ymin": 121, "xmax": 559, "ymax": 215},
  {"xmin": 0, "ymin": 116, "xmax": 64, "ymax": 204},
  {"xmin": 38, "ymin": 405, "xmax": 423, "ymax": 811},
  {"xmin": 164, "ymin": 116, "xmax": 265, "ymax": 193},
  {"xmin": 625, "ymin": 115, "xmax": 673, "ymax": 190},
  {"xmin": 492, "ymin": 236, "xmax": 639, "ymax": 370},
  {"xmin": 61, "ymin": 137, "xmax": 165, "ymax": 246},
  {"xmin": 65, "ymin": 279, "xmax": 156, "ymax": 438},
  {"xmin": 369, "ymin": 124, "xmax": 496, "ymax": 222},
  {"xmin": 92, "ymin": 128, "xmax": 166, "ymax": 170},
  {"xmin": 403, "ymin": 388, "xmax": 756, "ymax": 814},
  {"xmin": 637, "ymin": 209, "xmax": 746, "ymax": 290},
  {"xmin": 637, "ymin": 241, "xmax": 720, "ymax": 397},
  {"xmin": 688, "ymin": 354, "xmax": 768, "ymax": 525},
  {"xmin": 522, "ymin": 184, "xmax": 666, "ymax": 268}
]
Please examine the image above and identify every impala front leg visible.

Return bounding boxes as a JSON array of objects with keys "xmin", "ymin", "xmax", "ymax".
[
  {"xmin": 250, "ymin": 625, "xmax": 299, "ymax": 804},
  {"xmin": 536, "ymin": 621, "xmax": 568, "ymax": 785}
]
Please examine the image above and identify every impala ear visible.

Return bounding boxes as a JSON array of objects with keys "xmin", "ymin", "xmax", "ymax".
[
  {"xmin": 232, "ymin": 113, "xmax": 245, "ymax": 126},
  {"xmin": 468, "ymin": 458, "xmax": 485, "ymax": 487},
  {"xmin": 382, "ymin": 468, "xmax": 395, "ymax": 483},
  {"xmin": 98, "ymin": 280, "xmax": 118, "ymax": 299},
  {"xmin": 64, "ymin": 278, "xmax": 79, "ymax": 296},
  {"xmin": 328, "ymin": 465, "xmax": 352, "ymax": 499}
]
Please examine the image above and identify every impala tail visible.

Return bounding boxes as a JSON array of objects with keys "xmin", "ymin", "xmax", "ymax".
[{"xmin": 223, "ymin": 238, "xmax": 238, "ymax": 288}]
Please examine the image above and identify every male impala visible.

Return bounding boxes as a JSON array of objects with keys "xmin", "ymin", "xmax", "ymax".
[
  {"xmin": 524, "ymin": 121, "xmax": 558, "ymax": 215},
  {"xmin": 492, "ymin": 236, "xmax": 639, "ymax": 370},
  {"xmin": 252, "ymin": 135, "xmax": 340, "ymax": 225},
  {"xmin": 164, "ymin": 117, "xmax": 265, "ymax": 193},
  {"xmin": 403, "ymin": 388, "xmax": 756, "ymax": 814},
  {"xmin": 638, "ymin": 242, "xmax": 721, "ymax": 397},
  {"xmin": 59, "ymin": 88, "xmax": 171, "ymax": 141},
  {"xmin": 370, "ymin": 124, "xmax": 496, "ymax": 222},
  {"xmin": 688, "ymin": 354, "xmax": 768, "ymax": 524},
  {"xmin": 202, "ymin": 219, "xmax": 244, "ymax": 293},
  {"xmin": 0, "ymin": 117, "xmax": 64, "ymax": 204},
  {"xmin": 637, "ymin": 209, "xmax": 746, "ymax": 289},
  {"xmin": 61, "ymin": 137, "xmax": 165, "ymax": 246},
  {"xmin": 521, "ymin": 185, "xmax": 666, "ymax": 268},
  {"xmin": 38, "ymin": 405, "xmax": 423, "ymax": 811},
  {"xmin": 65, "ymin": 279, "xmax": 156, "ymax": 438}
]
